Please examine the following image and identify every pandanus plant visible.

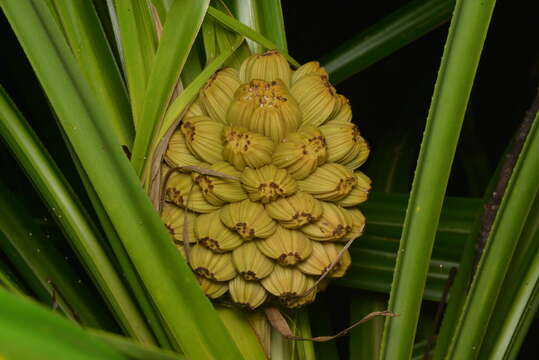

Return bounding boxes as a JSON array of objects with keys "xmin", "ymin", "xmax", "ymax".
[{"xmin": 1, "ymin": 0, "xmax": 538, "ymax": 360}]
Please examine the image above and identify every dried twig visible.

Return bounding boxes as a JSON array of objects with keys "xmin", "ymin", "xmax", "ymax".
[{"xmin": 264, "ymin": 306, "xmax": 397, "ymax": 342}]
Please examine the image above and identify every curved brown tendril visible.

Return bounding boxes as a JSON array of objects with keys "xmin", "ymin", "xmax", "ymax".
[{"xmin": 264, "ymin": 306, "xmax": 397, "ymax": 342}]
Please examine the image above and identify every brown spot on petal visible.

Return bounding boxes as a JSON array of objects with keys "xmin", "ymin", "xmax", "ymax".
[
  {"xmin": 241, "ymin": 270, "xmax": 259, "ymax": 281},
  {"xmin": 199, "ymin": 237, "xmax": 222, "ymax": 252},
  {"xmin": 195, "ymin": 267, "xmax": 215, "ymax": 280},
  {"xmin": 277, "ymin": 252, "xmax": 302, "ymax": 266}
]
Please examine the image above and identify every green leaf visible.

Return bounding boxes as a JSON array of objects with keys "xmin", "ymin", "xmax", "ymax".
[
  {"xmin": 432, "ymin": 131, "xmax": 514, "ymax": 358},
  {"xmin": 150, "ymin": 0, "xmax": 173, "ymax": 24},
  {"xmin": 478, "ymin": 192, "xmax": 539, "ymax": 358},
  {"xmin": 62, "ymin": 136, "xmax": 169, "ymax": 348},
  {"xmin": 446, "ymin": 105, "xmax": 539, "ymax": 359},
  {"xmin": 0, "ymin": 185, "xmax": 115, "ymax": 329},
  {"xmin": 336, "ymin": 193, "xmax": 482, "ymax": 301},
  {"xmin": 90, "ymin": 329, "xmax": 185, "ymax": 360},
  {"xmin": 207, "ymin": 6, "xmax": 299, "ymax": 67},
  {"xmin": 256, "ymin": 0, "xmax": 287, "ymax": 52},
  {"xmin": 226, "ymin": 0, "xmax": 287, "ymax": 53},
  {"xmin": 321, "ymin": 0, "xmax": 455, "ymax": 84},
  {"xmin": 0, "ymin": 229, "xmax": 51, "ymax": 303},
  {"xmin": 91, "ymin": 0, "xmax": 124, "ymax": 68},
  {"xmin": 378, "ymin": 0, "xmax": 497, "ymax": 358},
  {"xmin": 131, "ymin": 0, "xmax": 210, "ymax": 176},
  {"xmin": 0, "ymin": 289, "xmax": 128, "ymax": 360},
  {"xmin": 225, "ymin": 0, "xmax": 263, "ymax": 54},
  {"xmin": 216, "ymin": 307, "xmax": 266, "ymax": 360},
  {"xmin": 0, "ymin": 249, "xmax": 27, "ymax": 296},
  {"xmin": 411, "ymin": 339, "xmax": 431, "ymax": 360},
  {"xmin": 431, "ymin": 228, "xmax": 476, "ymax": 359},
  {"xmin": 486, "ymin": 250, "xmax": 539, "ymax": 359},
  {"xmin": 202, "ymin": 15, "xmax": 218, "ymax": 63},
  {"xmin": 157, "ymin": 36, "xmax": 244, "ymax": 141},
  {"xmin": 292, "ymin": 309, "xmax": 316, "ymax": 360},
  {"xmin": 115, "ymin": 0, "xmax": 157, "ymax": 127},
  {"xmin": 0, "ymin": 88, "xmax": 143, "ymax": 332},
  {"xmin": 50, "ymin": 0, "xmax": 134, "ymax": 148},
  {"xmin": 208, "ymin": 1, "xmax": 251, "ymax": 69},
  {"xmin": 349, "ymin": 292, "xmax": 386, "ymax": 360},
  {"xmin": 216, "ymin": 26, "xmax": 250, "ymax": 69},
  {"xmin": 180, "ymin": 37, "xmax": 205, "ymax": 86},
  {"xmin": 1, "ymin": 1, "xmax": 244, "ymax": 358}
]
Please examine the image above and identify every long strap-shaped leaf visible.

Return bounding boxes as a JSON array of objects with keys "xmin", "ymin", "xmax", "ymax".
[
  {"xmin": 1, "ymin": 2, "xmax": 243, "ymax": 359},
  {"xmin": 486, "ymin": 246, "xmax": 539, "ymax": 359},
  {"xmin": 157, "ymin": 36, "xmax": 244, "ymax": 142},
  {"xmin": 0, "ymin": 87, "xmax": 143, "ymax": 336},
  {"xmin": 256, "ymin": 0, "xmax": 287, "ymax": 52},
  {"xmin": 61, "ymin": 131, "xmax": 171, "ymax": 348},
  {"xmin": 0, "ymin": 256, "xmax": 25, "ymax": 295},
  {"xmin": 0, "ymin": 289, "xmax": 128, "ymax": 360},
  {"xmin": 90, "ymin": 329, "xmax": 186, "ymax": 360},
  {"xmin": 446, "ymin": 104, "xmax": 539, "ymax": 359},
  {"xmin": 225, "ymin": 0, "xmax": 288, "ymax": 55},
  {"xmin": 130, "ymin": 0, "xmax": 210, "ymax": 175},
  {"xmin": 114, "ymin": 0, "xmax": 157, "ymax": 128},
  {"xmin": 207, "ymin": 6, "xmax": 299, "ymax": 67},
  {"xmin": 0, "ymin": 182, "xmax": 118, "ymax": 329},
  {"xmin": 478, "ymin": 193, "xmax": 539, "ymax": 358},
  {"xmin": 321, "ymin": 0, "xmax": 455, "ymax": 85},
  {"xmin": 337, "ymin": 193, "xmax": 482, "ymax": 301},
  {"xmin": 225, "ymin": 0, "xmax": 263, "ymax": 54},
  {"xmin": 378, "ymin": 0, "xmax": 496, "ymax": 359},
  {"xmin": 224, "ymin": 0, "xmax": 287, "ymax": 56},
  {"xmin": 51, "ymin": 0, "xmax": 134, "ymax": 149}
]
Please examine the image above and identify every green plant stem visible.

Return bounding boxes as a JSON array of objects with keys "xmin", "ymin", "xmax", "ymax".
[{"xmin": 379, "ymin": 0, "xmax": 497, "ymax": 358}]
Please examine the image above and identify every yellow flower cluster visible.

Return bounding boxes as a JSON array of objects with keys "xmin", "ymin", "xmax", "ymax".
[{"xmin": 162, "ymin": 50, "xmax": 370, "ymax": 309}]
